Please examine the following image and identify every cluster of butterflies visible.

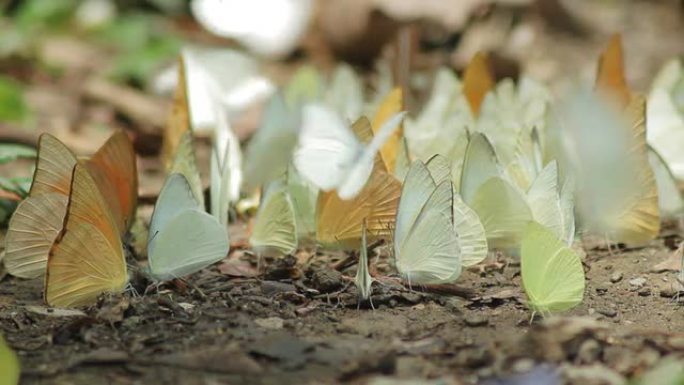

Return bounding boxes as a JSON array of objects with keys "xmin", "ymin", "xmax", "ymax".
[{"xmin": 3, "ymin": 35, "xmax": 683, "ymax": 318}]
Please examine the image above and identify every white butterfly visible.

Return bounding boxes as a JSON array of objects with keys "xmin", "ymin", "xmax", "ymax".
[
  {"xmin": 293, "ymin": 104, "xmax": 406, "ymax": 199},
  {"xmin": 148, "ymin": 173, "xmax": 229, "ymax": 281},
  {"xmin": 394, "ymin": 160, "xmax": 461, "ymax": 284}
]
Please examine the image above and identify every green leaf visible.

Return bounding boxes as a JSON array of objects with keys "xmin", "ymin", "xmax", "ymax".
[
  {"xmin": 0, "ymin": 76, "xmax": 30, "ymax": 122},
  {"xmin": 0, "ymin": 143, "xmax": 36, "ymax": 164}
]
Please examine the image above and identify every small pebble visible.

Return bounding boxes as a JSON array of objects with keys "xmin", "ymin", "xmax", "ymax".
[
  {"xmin": 629, "ymin": 277, "xmax": 647, "ymax": 287},
  {"xmin": 595, "ymin": 284, "xmax": 609, "ymax": 294},
  {"xmin": 464, "ymin": 314, "xmax": 489, "ymax": 327},
  {"xmin": 638, "ymin": 287, "xmax": 651, "ymax": 296},
  {"xmin": 610, "ymin": 272, "xmax": 623, "ymax": 283},
  {"xmin": 597, "ymin": 308, "xmax": 617, "ymax": 318},
  {"xmin": 660, "ymin": 284, "xmax": 679, "ymax": 298}
]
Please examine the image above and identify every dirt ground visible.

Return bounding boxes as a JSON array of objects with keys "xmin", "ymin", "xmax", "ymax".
[
  {"xmin": 3, "ymin": 222, "xmax": 684, "ymax": 385},
  {"xmin": 1, "ymin": 1, "xmax": 684, "ymax": 384}
]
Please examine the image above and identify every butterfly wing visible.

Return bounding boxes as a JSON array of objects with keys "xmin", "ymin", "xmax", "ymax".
[
  {"xmin": 86, "ymin": 131, "xmax": 138, "ymax": 234},
  {"xmin": 148, "ymin": 209, "xmax": 229, "ymax": 281},
  {"xmin": 521, "ymin": 222, "xmax": 585, "ymax": 315},
  {"xmin": 470, "ymin": 176, "xmax": 533, "ymax": 250},
  {"xmin": 463, "ymin": 52, "xmax": 494, "ymax": 117},
  {"xmin": 354, "ymin": 221, "xmax": 373, "ymax": 301},
  {"xmin": 371, "ymin": 87, "xmax": 403, "ymax": 172},
  {"xmin": 425, "ymin": 154, "xmax": 452, "ymax": 185},
  {"xmin": 460, "ymin": 133, "xmax": 501, "ymax": 204},
  {"xmin": 149, "ymin": 173, "xmax": 202, "ymax": 249},
  {"xmin": 325, "ymin": 63, "xmax": 363, "ymax": 121},
  {"xmin": 395, "ymin": 160, "xmax": 436, "ymax": 250},
  {"xmin": 337, "ymin": 111, "xmax": 406, "ymax": 199},
  {"xmin": 250, "ymin": 181, "xmax": 298, "ymax": 256},
  {"xmin": 648, "ymin": 146, "xmax": 684, "ymax": 220},
  {"xmin": 526, "ymin": 161, "xmax": 564, "ymax": 241},
  {"xmin": 46, "ymin": 163, "xmax": 127, "ymax": 308},
  {"xmin": 595, "ymin": 34, "xmax": 631, "ymax": 108},
  {"xmin": 29, "ymin": 133, "xmax": 77, "ymax": 196},
  {"xmin": 453, "ymin": 194, "xmax": 488, "ymax": 266},
  {"xmin": 293, "ymin": 104, "xmax": 360, "ymax": 191},
  {"xmin": 168, "ymin": 131, "xmax": 204, "ymax": 208},
  {"xmin": 0, "ymin": 334, "xmax": 19, "ymax": 385},
  {"xmin": 4, "ymin": 193, "xmax": 68, "ymax": 278},
  {"xmin": 243, "ymin": 93, "xmax": 299, "ymax": 191},
  {"xmin": 286, "ymin": 166, "xmax": 318, "ymax": 241},
  {"xmin": 316, "ymin": 169, "xmax": 401, "ymax": 250},
  {"xmin": 162, "ymin": 56, "xmax": 191, "ymax": 169},
  {"xmin": 395, "ymin": 181, "xmax": 461, "ymax": 284}
]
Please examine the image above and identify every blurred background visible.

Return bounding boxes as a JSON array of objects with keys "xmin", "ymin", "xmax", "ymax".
[{"xmin": 0, "ymin": 0, "xmax": 682, "ymax": 221}]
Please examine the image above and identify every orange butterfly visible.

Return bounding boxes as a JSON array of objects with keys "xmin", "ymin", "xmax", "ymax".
[
  {"xmin": 595, "ymin": 33, "xmax": 631, "ymax": 108},
  {"xmin": 161, "ymin": 56, "xmax": 191, "ymax": 170},
  {"xmin": 316, "ymin": 117, "xmax": 401, "ymax": 249},
  {"xmin": 463, "ymin": 52, "xmax": 494, "ymax": 117},
  {"xmin": 45, "ymin": 162, "xmax": 129, "ymax": 307},
  {"xmin": 4, "ymin": 135, "xmax": 77, "ymax": 278},
  {"xmin": 371, "ymin": 87, "xmax": 404, "ymax": 172}
]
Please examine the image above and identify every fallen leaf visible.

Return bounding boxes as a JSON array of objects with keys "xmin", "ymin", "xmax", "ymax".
[{"xmin": 218, "ymin": 258, "xmax": 259, "ymax": 277}]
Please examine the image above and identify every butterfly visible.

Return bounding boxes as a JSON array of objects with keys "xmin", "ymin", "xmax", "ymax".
[
  {"xmin": 557, "ymin": 89, "xmax": 659, "ymax": 245},
  {"xmin": 324, "ymin": 63, "xmax": 364, "ymax": 122},
  {"xmin": 463, "ymin": 52, "xmax": 494, "ymax": 117},
  {"xmin": 45, "ymin": 162, "xmax": 129, "ymax": 308},
  {"xmin": 242, "ymin": 93, "xmax": 300, "ymax": 191},
  {"xmin": 520, "ymin": 221, "xmax": 585, "ymax": 317},
  {"xmin": 147, "ymin": 173, "xmax": 229, "ymax": 281},
  {"xmin": 293, "ymin": 103, "xmax": 405, "ymax": 199},
  {"xmin": 371, "ymin": 87, "xmax": 404, "ymax": 173},
  {"xmin": 595, "ymin": 33, "xmax": 631, "ymax": 108},
  {"xmin": 648, "ymin": 146, "xmax": 684, "ymax": 221},
  {"xmin": 249, "ymin": 179, "xmax": 298, "ymax": 256},
  {"xmin": 394, "ymin": 159, "xmax": 460, "ymax": 284},
  {"xmin": 169, "ymin": 131, "xmax": 204, "ymax": 208},
  {"xmin": 0, "ymin": 333, "xmax": 19, "ymax": 385},
  {"xmin": 5, "ymin": 132, "xmax": 137, "ymax": 279},
  {"xmin": 161, "ymin": 56, "xmax": 191, "ymax": 170},
  {"xmin": 286, "ymin": 166, "xmax": 318, "ymax": 243},
  {"xmin": 354, "ymin": 221, "xmax": 373, "ymax": 303},
  {"xmin": 647, "ymin": 58, "xmax": 684, "ymax": 180},
  {"xmin": 210, "ymin": 101, "xmax": 243, "ymax": 225},
  {"xmin": 426, "ymin": 155, "xmax": 489, "ymax": 266},
  {"xmin": 4, "ymin": 134, "xmax": 76, "ymax": 278}
]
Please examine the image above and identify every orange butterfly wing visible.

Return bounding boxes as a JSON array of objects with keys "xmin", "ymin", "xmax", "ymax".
[
  {"xmin": 371, "ymin": 87, "xmax": 403, "ymax": 172},
  {"xmin": 85, "ymin": 131, "xmax": 138, "ymax": 234},
  {"xmin": 595, "ymin": 34, "xmax": 631, "ymax": 108},
  {"xmin": 161, "ymin": 56, "xmax": 191, "ymax": 170},
  {"xmin": 29, "ymin": 134, "xmax": 77, "ymax": 196},
  {"xmin": 463, "ymin": 52, "xmax": 494, "ymax": 117},
  {"xmin": 316, "ymin": 168, "xmax": 401, "ymax": 250},
  {"xmin": 45, "ymin": 162, "xmax": 127, "ymax": 308}
]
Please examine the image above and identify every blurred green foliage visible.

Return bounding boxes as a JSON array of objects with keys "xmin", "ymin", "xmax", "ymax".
[{"xmin": 0, "ymin": 76, "xmax": 30, "ymax": 122}]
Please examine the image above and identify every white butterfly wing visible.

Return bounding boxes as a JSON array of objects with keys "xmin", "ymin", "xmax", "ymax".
[
  {"xmin": 453, "ymin": 194, "xmax": 488, "ymax": 266},
  {"xmin": 149, "ymin": 209, "xmax": 229, "ymax": 281},
  {"xmin": 149, "ymin": 173, "xmax": 202, "ymax": 253},
  {"xmin": 250, "ymin": 181, "xmax": 298, "ymax": 256},
  {"xmin": 395, "ymin": 181, "xmax": 461, "ymax": 284},
  {"xmin": 336, "ymin": 111, "xmax": 406, "ymax": 199},
  {"xmin": 293, "ymin": 104, "xmax": 361, "ymax": 191},
  {"xmin": 526, "ymin": 161, "xmax": 564, "ymax": 241},
  {"xmin": 648, "ymin": 146, "xmax": 684, "ymax": 220},
  {"xmin": 243, "ymin": 93, "xmax": 299, "ymax": 191},
  {"xmin": 395, "ymin": 160, "xmax": 437, "ymax": 250},
  {"xmin": 460, "ymin": 133, "xmax": 502, "ymax": 205}
]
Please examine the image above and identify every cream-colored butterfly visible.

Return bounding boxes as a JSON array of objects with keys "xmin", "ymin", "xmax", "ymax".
[
  {"xmin": 426, "ymin": 155, "xmax": 488, "ymax": 266},
  {"xmin": 354, "ymin": 221, "xmax": 373, "ymax": 303},
  {"xmin": 242, "ymin": 93, "xmax": 299, "ymax": 191},
  {"xmin": 394, "ymin": 160, "xmax": 461, "ymax": 284},
  {"xmin": 249, "ymin": 179, "xmax": 298, "ymax": 256}
]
